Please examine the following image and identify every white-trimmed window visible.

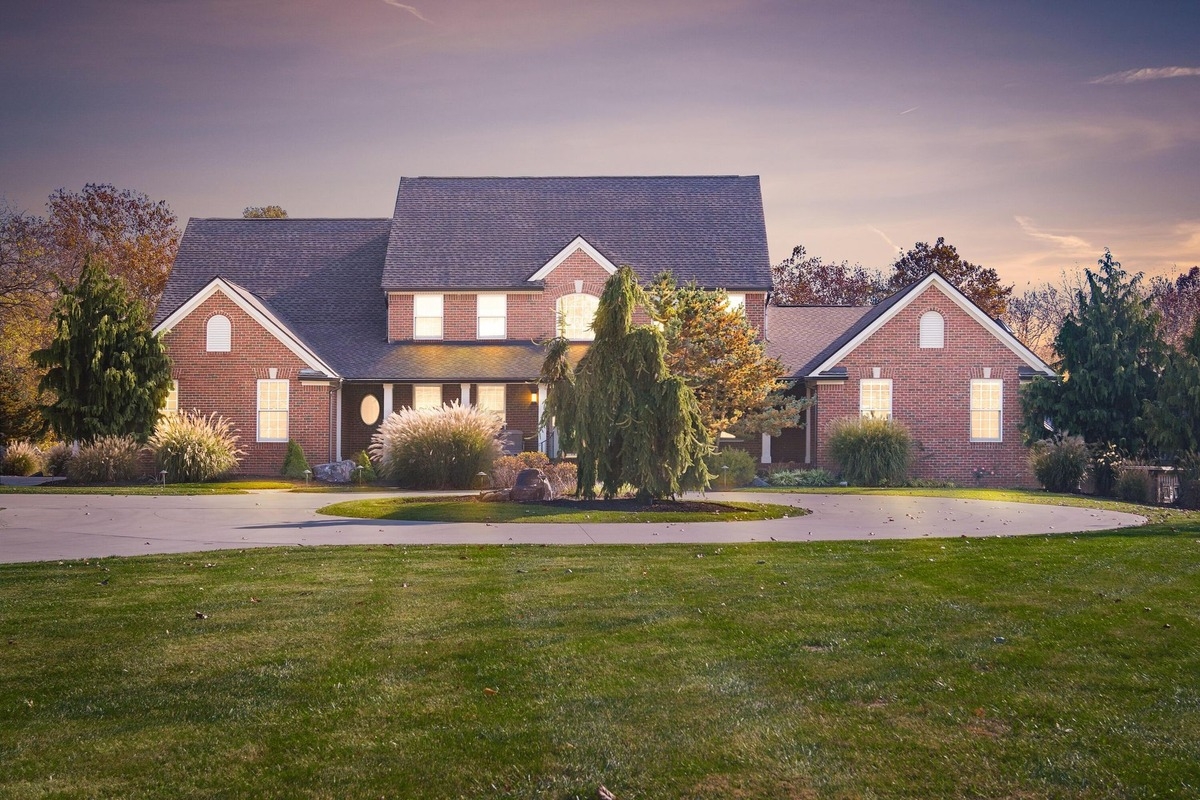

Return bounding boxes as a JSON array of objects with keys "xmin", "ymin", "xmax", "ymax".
[
  {"xmin": 206, "ymin": 315, "xmax": 231, "ymax": 352},
  {"xmin": 860, "ymin": 379, "xmax": 892, "ymax": 420},
  {"xmin": 413, "ymin": 294, "xmax": 444, "ymax": 339},
  {"xmin": 162, "ymin": 380, "xmax": 179, "ymax": 416},
  {"xmin": 257, "ymin": 379, "xmax": 289, "ymax": 442},
  {"xmin": 970, "ymin": 379, "xmax": 1003, "ymax": 441},
  {"xmin": 412, "ymin": 384, "xmax": 443, "ymax": 410},
  {"xmin": 726, "ymin": 292, "xmax": 746, "ymax": 314},
  {"xmin": 476, "ymin": 384, "xmax": 507, "ymax": 423},
  {"xmin": 477, "ymin": 294, "xmax": 507, "ymax": 339},
  {"xmin": 919, "ymin": 311, "xmax": 945, "ymax": 348},
  {"xmin": 360, "ymin": 394, "xmax": 381, "ymax": 426},
  {"xmin": 556, "ymin": 293, "xmax": 599, "ymax": 341}
]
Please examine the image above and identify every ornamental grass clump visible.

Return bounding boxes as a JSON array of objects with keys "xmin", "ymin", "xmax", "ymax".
[
  {"xmin": 1114, "ymin": 467, "xmax": 1153, "ymax": 504},
  {"xmin": 44, "ymin": 442, "xmax": 75, "ymax": 477},
  {"xmin": 1028, "ymin": 434, "xmax": 1089, "ymax": 494},
  {"xmin": 827, "ymin": 416, "xmax": 913, "ymax": 486},
  {"xmin": 68, "ymin": 435, "xmax": 143, "ymax": 483},
  {"xmin": 1, "ymin": 441, "xmax": 44, "ymax": 476},
  {"xmin": 370, "ymin": 402, "xmax": 502, "ymax": 489},
  {"xmin": 149, "ymin": 410, "xmax": 243, "ymax": 483},
  {"xmin": 766, "ymin": 467, "xmax": 837, "ymax": 487},
  {"xmin": 704, "ymin": 448, "xmax": 757, "ymax": 488}
]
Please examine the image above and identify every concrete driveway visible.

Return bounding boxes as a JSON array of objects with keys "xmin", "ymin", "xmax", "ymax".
[{"xmin": 0, "ymin": 490, "xmax": 1146, "ymax": 564}]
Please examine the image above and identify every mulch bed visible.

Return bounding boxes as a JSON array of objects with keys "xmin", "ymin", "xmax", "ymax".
[{"xmin": 523, "ymin": 497, "xmax": 745, "ymax": 513}]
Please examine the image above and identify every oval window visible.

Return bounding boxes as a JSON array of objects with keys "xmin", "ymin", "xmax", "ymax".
[{"xmin": 360, "ymin": 394, "xmax": 381, "ymax": 426}]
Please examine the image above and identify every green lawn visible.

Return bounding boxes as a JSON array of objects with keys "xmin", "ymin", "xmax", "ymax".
[
  {"xmin": 318, "ymin": 494, "xmax": 798, "ymax": 523},
  {"xmin": 2, "ymin": 518, "xmax": 1198, "ymax": 798},
  {"xmin": 0, "ymin": 479, "xmax": 296, "ymax": 495}
]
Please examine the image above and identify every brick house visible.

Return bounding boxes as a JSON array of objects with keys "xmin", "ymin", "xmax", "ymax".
[
  {"xmin": 152, "ymin": 176, "xmax": 772, "ymax": 474},
  {"xmin": 763, "ymin": 272, "xmax": 1055, "ymax": 487}
]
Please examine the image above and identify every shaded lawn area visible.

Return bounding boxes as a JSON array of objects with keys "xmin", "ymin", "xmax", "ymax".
[
  {"xmin": 319, "ymin": 495, "xmax": 799, "ymax": 523},
  {"xmin": 1, "ymin": 523, "xmax": 1198, "ymax": 798}
]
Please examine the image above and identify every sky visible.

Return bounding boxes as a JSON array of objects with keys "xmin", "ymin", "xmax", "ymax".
[{"xmin": 2, "ymin": 0, "xmax": 1198, "ymax": 288}]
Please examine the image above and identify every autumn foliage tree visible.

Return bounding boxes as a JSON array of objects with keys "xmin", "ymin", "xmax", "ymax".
[
  {"xmin": 243, "ymin": 205, "xmax": 288, "ymax": 219},
  {"xmin": 771, "ymin": 245, "xmax": 884, "ymax": 306},
  {"xmin": 1149, "ymin": 266, "xmax": 1200, "ymax": 352},
  {"xmin": 541, "ymin": 266, "xmax": 710, "ymax": 500},
  {"xmin": 886, "ymin": 237, "xmax": 1012, "ymax": 317}
]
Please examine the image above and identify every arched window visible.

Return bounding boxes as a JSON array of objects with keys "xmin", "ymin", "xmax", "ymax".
[
  {"xmin": 556, "ymin": 293, "xmax": 599, "ymax": 341},
  {"xmin": 206, "ymin": 315, "xmax": 231, "ymax": 352},
  {"xmin": 919, "ymin": 311, "xmax": 944, "ymax": 348}
]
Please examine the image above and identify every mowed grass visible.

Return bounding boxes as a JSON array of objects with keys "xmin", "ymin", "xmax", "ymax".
[
  {"xmin": 0, "ymin": 479, "xmax": 296, "ymax": 495},
  {"xmin": 1, "ymin": 524, "xmax": 1199, "ymax": 798},
  {"xmin": 319, "ymin": 495, "xmax": 798, "ymax": 523}
]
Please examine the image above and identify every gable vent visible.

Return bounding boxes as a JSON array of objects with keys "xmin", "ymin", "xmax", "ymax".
[
  {"xmin": 919, "ymin": 311, "xmax": 944, "ymax": 349},
  {"xmin": 206, "ymin": 314, "xmax": 231, "ymax": 352}
]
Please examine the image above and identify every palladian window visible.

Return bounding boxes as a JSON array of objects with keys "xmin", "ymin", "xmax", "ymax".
[{"xmin": 556, "ymin": 293, "xmax": 599, "ymax": 341}]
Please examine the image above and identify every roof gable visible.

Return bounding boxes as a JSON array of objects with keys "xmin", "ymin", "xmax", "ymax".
[
  {"xmin": 526, "ymin": 236, "xmax": 618, "ymax": 281},
  {"xmin": 382, "ymin": 176, "xmax": 771, "ymax": 291},
  {"xmin": 805, "ymin": 273, "xmax": 1054, "ymax": 377}
]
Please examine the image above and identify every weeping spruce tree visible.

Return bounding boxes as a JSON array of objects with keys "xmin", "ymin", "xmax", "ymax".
[
  {"xmin": 541, "ymin": 266, "xmax": 711, "ymax": 500},
  {"xmin": 32, "ymin": 254, "xmax": 172, "ymax": 443}
]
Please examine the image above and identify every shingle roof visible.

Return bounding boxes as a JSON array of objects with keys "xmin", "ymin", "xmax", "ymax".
[
  {"xmin": 154, "ymin": 218, "xmax": 393, "ymax": 378},
  {"xmin": 766, "ymin": 305, "xmax": 874, "ymax": 377},
  {"xmin": 382, "ymin": 176, "xmax": 771, "ymax": 291},
  {"xmin": 345, "ymin": 342, "xmax": 591, "ymax": 383}
]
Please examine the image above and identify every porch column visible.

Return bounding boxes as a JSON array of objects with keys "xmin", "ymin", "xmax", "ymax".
[
  {"xmin": 382, "ymin": 383, "xmax": 394, "ymax": 418},
  {"xmin": 460, "ymin": 383, "xmax": 471, "ymax": 406},
  {"xmin": 760, "ymin": 433, "xmax": 772, "ymax": 465},
  {"xmin": 804, "ymin": 388, "xmax": 813, "ymax": 464},
  {"xmin": 537, "ymin": 382, "xmax": 549, "ymax": 454},
  {"xmin": 335, "ymin": 385, "xmax": 343, "ymax": 461}
]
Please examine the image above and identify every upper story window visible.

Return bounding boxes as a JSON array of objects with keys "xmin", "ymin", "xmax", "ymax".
[
  {"xmin": 919, "ymin": 311, "xmax": 945, "ymax": 348},
  {"xmin": 206, "ymin": 315, "xmax": 231, "ymax": 352},
  {"xmin": 557, "ymin": 293, "xmax": 599, "ymax": 341},
  {"xmin": 970, "ymin": 379, "xmax": 1003, "ymax": 441},
  {"xmin": 860, "ymin": 378, "xmax": 892, "ymax": 420},
  {"xmin": 256, "ymin": 379, "xmax": 289, "ymax": 442},
  {"xmin": 413, "ymin": 294, "xmax": 444, "ymax": 339},
  {"xmin": 412, "ymin": 384, "xmax": 443, "ymax": 410},
  {"xmin": 475, "ymin": 384, "xmax": 507, "ymax": 423},
  {"xmin": 726, "ymin": 292, "xmax": 746, "ymax": 314},
  {"xmin": 477, "ymin": 294, "xmax": 507, "ymax": 339}
]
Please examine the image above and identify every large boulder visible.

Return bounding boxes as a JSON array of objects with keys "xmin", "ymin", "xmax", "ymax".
[
  {"xmin": 313, "ymin": 459, "xmax": 356, "ymax": 483},
  {"xmin": 510, "ymin": 468, "xmax": 553, "ymax": 501}
]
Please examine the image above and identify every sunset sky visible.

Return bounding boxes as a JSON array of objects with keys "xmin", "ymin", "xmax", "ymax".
[{"xmin": 2, "ymin": 0, "xmax": 1198, "ymax": 287}]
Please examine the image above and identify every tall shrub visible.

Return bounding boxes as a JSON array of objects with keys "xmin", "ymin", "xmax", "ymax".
[
  {"xmin": 370, "ymin": 402, "xmax": 502, "ymax": 489},
  {"xmin": 827, "ymin": 416, "xmax": 912, "ymax": 486},
  {"xmin": 704, "ymin": 448, "xmax": 757, "ymax": 488},
  {"xmin": 282, "ymin": 440, "xmax": 310, "ymax": 479},
  {"xmin": 149, "ymin": 410, "xmax": 243, "ymax": 483},
  {"xmin": 1027, "ymin": 435, "xmax": 1088, "ymax": 493},
  {"xmin": 68, "ymin": 435, "xmax": 143, "ymax": 483}
]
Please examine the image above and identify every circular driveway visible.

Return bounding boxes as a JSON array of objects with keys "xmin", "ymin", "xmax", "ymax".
[{"xmin": 0, "ymin": 490, "xmax": 1146, "ymax": 564}]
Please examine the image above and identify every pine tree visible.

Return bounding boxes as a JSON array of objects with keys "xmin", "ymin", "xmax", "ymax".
[
  {"xmin": 32, "ymin": 254, "xmax": 173, "ymax": 443},
  {"xmin": 1021, "ymin": 250, "xmax": 1166, "ymax": 456},
  {"xmin": 541, "ymin": 266, "xmax": 711, "ymax": 500},
  {"xmin": 1144, "ymin": 314, "xmax": 1200, "ymax": 455}
]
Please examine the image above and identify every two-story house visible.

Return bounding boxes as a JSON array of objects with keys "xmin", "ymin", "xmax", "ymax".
[{"xmin": 152, "ymin": 176, "xmax": 772, "ymax": 474}]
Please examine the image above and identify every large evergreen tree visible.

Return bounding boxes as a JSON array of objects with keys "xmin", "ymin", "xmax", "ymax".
[
  {"xmin": 1143, "ymin": 314, "xmax": 1200, "ymax": 455},
  {"xmin": 1021, "ymin": 250, "xmax": 1166, "ymax": 455},
  {"xmin": 32, "ymin": 254, "xmax": 173, "ymax": 443},
  {"xmin": 541, "ymin": 266, "xmax": 711, "ymax": 500}
]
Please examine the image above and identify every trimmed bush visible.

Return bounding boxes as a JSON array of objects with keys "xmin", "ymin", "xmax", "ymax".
[
  {"xmin": 68, "ymin": 435, "xmax": 143, "ymax": 483},
  {"xmin": 1028, "ymin": 435, "xmax": 1089, "ymax": 494},
  {"xmin": 492, "ymin": 452, "xmax": 577, "ymax": 496},
  {"xmin": 352, "ymin": 450, "xmax": 378, "ymax": 484},
  {"xmin": 370, "ymin": 402, "xmax": 502, "ymax": 489},
  {"xmin": 766, "ymin": 468, "xmax": 837, "ymax": 487},
  {"xmin": 1114, "ymin": 468, "xmax": 1152, "ymax": 504},
  {"xmin": 150, "ymin": 411, "xmax": 243, "ymax": 483},
  {"xmin": 826, "ymin": 416, "xmax": 913, "ymax": 486},
  {"xmin": 1, "ymin": 441, "xmax": 43, "ymax": 476},
  {"xmin": 282, "ymin": 440, "xmax": 310, "ymax": 479},
  {"xmin": 44, "ymin": 443, "xmax": 74, "ymax": 477},
  {"xmin": 705, "ymin": 448, "xmax": 758, "ymax": 488}
]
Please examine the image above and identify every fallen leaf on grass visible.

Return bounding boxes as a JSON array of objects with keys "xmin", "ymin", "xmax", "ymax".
[{"xmin": 483, "ymin": 687, "xmax": 499, "ymax": 696}]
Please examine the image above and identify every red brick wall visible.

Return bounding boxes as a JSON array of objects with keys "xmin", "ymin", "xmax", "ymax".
[
  {"xmin": 341, "ymin": 383, "xmax": 381, "ymax": 459},
  {"xmin": 163, "ymin": 293, "xmax": 334, "ymax": 475},
  {"xmin": 810, "ymin": 285, "xmax": 1037, "ymax": 487}
]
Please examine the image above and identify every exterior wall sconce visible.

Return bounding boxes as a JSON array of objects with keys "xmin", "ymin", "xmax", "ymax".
[{"xmin": 530, "ymin": 389, "xmax": 539, "ymax": 405}]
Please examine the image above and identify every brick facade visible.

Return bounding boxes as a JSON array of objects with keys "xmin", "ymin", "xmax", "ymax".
[
  {"xmin": 162, "ymin": 293, "xmax": 335, "ymax": 476},
  {"xmin": 807, "ymin": 284, "xmax": 1037, "ymax": 487}
]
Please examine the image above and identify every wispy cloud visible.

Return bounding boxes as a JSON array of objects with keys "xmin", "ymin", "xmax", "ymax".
[
  {"xmin": 899, "ymin": 106, "xmax": 919, "ymax": 115},
  {"xmin": 1015, "ymin": 216, "xmax": 1093, "ymax": 254},
  {"xmin": 1089, "ymin": 66, "xmax": 1200, "ymax": 85},
  {"xmin": 382, "ymin": 0, "xmax": 431, "ymax": 23},
  {"xmin": 868, "ymin": 226, "xmax": 903, "ymax": 254}
]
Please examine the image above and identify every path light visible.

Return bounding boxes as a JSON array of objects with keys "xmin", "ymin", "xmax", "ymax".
[
  {"xmin": 476, "ymin": 471, "xmax": 491, "ymax": 497},
  {"xmin": 160, "ymin": 470, "xmax": 168, "ymax": 486},
  {"xmin": 721, "ymin": 464, "xmax": 729, "ymax": 490},
  {"xmin": 304, "ymin": 468, "xmax": 312, "ymax": 486}
]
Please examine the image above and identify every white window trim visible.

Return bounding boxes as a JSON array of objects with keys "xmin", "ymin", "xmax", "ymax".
[
  {"xmin": 476, "ymin": 293, "xmax": 507, "ymax": 340},
  {"xmin": 859, "ymin": 378, "xmax": 893, "ymax": 420},
  {"xmin": 256, "ymin": 379, "xmax": 289, "ymax": 443},
  {"xmin": 970, "ymin": 378, "xmax": 1003, "ymax": 442},
  {"xmin": 556, "ymin": 293, "xmax": 600, "ymax": 341},
  {"xmin": 413, "ymin": 294, "xmax": 444, "ymax": 340},
  {"xmin": 476, "ymin": 383, "xmax": 507, "ymax": 423}
]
